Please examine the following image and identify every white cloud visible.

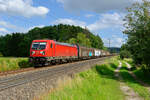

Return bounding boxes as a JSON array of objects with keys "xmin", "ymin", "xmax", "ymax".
[
  {"xmin": 52, "ymin": 13, "xmax": 124, "ymax": 33},
  {"xmin": 0, "ymin": 28, "xmax": 9, "ymax": 33},
  {"xmin": 103, "ymin": 37, "xmax": 124, "ymax": 47},
  {"xmin": 0, "ymin": 19, "xmax": 47, "ymax": 34},
  {"xmin": 87, "ymin": 13, "xmax": 124, "ymax": 32},
  {"xmin": 0, "ymin": 20, "xmax": 28, "ymax": 34},
  {"xmin": 52, "ymin": 18, "xmax": 86, "ymax": 28},
  {"xmin": 0, "ymin": 21, "xmax": 17, "ymax": 29},
  {"xmin": 113, "ymin": 37, "xmax": 124, "ymax": 47},
  {"xmin": 57, "ymin": 0, "xmax": 135, "ymax": 14},
  {"xmin": 26, "ymin": 25, "xmax": 45, "ymax": 32},
  {"xmin": 85, "ymin": 14, "xmax": 94, "ymax": 18},
  {"xmin": 0, "ymin": 0, "xmax": 49, "ymax": 17},
  {"xmin": 0, "ymin": 27, "xmax": 9, "ymax": 35},
  {"xmin": 0, "ymin": 23, "xmax": 46, "ymax": 35},
  {"xmin": 51, "ymin": 15, "xmax": 124, "ymax": 47}
]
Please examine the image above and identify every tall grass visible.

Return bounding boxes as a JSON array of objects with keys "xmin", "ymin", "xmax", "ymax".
[
  {"xmin": 40, "ymin": 57, "xmax": 150, "ymax": 100},
  {"xmin": 0, "ymin": 57, "xmax": 32, "ymax": 72},
  {"xmin": 124, "ymin": 57, "xmax": 150, "ymax": 84},
  {"xmin": 134, "ymin": 69, "xmax": 150, "ymax": 85},
  {"xmin": 123, "ymin": 58, "xmax": 150, "ymax": 85},
  {"xmin": 42, "ymin": 58, "xmax": 125, "ymax": 100},
  {"xmin": 120, "ymin": 60, "xmax": 150, "ymax": 100}
]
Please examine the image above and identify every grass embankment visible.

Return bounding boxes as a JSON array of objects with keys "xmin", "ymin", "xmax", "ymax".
[
  {"xmin": 134, "ymin": 69, "xmax": 150, "ymax": 85},
  {"xmin": 42, "ymin": 58, "xmax": 125, "ymax": 100},
  {"xmin": 119, "ymin": 60, "xmax": 150, "ymax": 100},
  {"xmin": 123, "ymin": 58, "xmax": 150, "ymax": 85},
  {"xmin": 0, "ymin": 57, "xmax": 32, "ymax": 72}
]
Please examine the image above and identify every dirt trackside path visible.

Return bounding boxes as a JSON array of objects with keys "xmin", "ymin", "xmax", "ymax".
[
  {"xmin": 115, "ymin": 61, "xmax": 143, "ymax": 100},
  {"xmin": 125, "ymin": 62, "xmax": 150, "ymax": 92}
]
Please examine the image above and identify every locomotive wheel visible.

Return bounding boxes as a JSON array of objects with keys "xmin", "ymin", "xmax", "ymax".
[
  {"xmin": 51, "ymin": 60, "xmax": 56, "ymax": 65},
  {"xmin": 34, "ymin": 64, "xmax": 40, "ymax": 68},
  {"xmin": 42, "ymin": 63, "xmax": 46, "ymax": 67}
]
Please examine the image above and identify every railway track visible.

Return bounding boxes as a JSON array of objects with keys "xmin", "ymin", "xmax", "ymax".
[
  {"xmin": 0, "ymin": 57, "xmax": 109, "ymax": 92},
  {"xmin": 0, "ymin": 67, "xmax": 35, "ymax": 76}
]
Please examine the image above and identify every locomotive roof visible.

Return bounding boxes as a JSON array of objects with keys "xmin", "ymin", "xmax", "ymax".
[
  {"xmin": 32, "ymin": 40, "xmax": 76, "ymax": 47},
  {"xmin": 32, "ymin": 40, "xmax": 51, "ymax": 42},
  {"xmin": 55, "ymin": 41, "xmax": 76, "ymax": 47}
]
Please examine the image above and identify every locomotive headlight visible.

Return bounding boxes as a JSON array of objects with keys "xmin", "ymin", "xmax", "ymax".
[
  {"xmin": 32, "ymin": 51, "xmax": 35, "ymax": 55},
  {"xmin": 40, "ymin": 51, "xmax": 45, "ymax": 55}
]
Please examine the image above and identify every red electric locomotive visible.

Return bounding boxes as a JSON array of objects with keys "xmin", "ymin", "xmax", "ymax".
[
  {"xmin": 29, "ymin": 40, "xmax": 78, "ymax": 66},
  {"xmin": 29, "ymin": 39, "xmax": 111, "ymax": 66}
]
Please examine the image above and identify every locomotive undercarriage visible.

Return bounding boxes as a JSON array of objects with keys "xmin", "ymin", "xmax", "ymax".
[
  {"xmin": 29, "ymin": 56, "xmax": 107, "ymax": 67},
  {"xmin": 29, "ymin": 56, "xmax": 80, "ymax": 67}
]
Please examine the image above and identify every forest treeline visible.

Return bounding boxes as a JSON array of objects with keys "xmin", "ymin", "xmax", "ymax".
[
  {"xmin": 0, "ymin": 24, "xmax": 104, "ymax": 57},
  {"xmin": 120, "ymin": 0, "xmax": 150, "ymax": 73}
]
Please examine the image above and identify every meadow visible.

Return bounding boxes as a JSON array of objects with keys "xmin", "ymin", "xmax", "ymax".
[
  {"xmin": 40, "ymin": 57, "xmax": 150, "ymax": 100},
  {"xmin": 0, "ymin": 57, "xmax": 32, "ymax": 72},
  {"xmin": 1, "ymin": 56, "xmax": 149, "ymax": 100},
  {"xmin": 41, "ymin": 57, "xmax": 126, "ymax": 100},
  {"xmin": 119, "ymin": 60, "xmax": 150, "ymax": 100}
]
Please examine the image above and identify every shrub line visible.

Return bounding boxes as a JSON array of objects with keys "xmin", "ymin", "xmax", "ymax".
[{"xmin": 125, "ymin": 62, "xmax": 150, "ymax": 92}]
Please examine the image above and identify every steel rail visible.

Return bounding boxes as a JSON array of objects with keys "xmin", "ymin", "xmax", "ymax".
[
  {"xmin": 0, "ymin": 57, "xmax": 109, "ymax": 91},
  {"xmin": 0, "ymin": 57, "xmax": 105, "ymax": 83}
]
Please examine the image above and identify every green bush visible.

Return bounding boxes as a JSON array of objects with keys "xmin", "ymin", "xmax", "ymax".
[
  {"xmin": 120, "ymin": 50, "xmax": 131, "ymax": 59},
  {"xmin": 0, "ymin": 57, "xmax": 32, "ymax": 72},
  {"xmin": 141, "ymin": 64, "xmax": 150, "ymax": 76},
  {"xmin": 123, "ymin": 1, "xmax": 150, "ymax": 69},
  {"xmin": 0, "ymin": 52, "xmax": 3, "ymax": 57},
  {"xmin": 18, "ymin": 60, "xmax": 33, "ymax": 68}
]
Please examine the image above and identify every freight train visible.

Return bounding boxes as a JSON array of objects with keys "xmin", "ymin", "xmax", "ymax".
[{"xmin": 29, "ymin": 40, "xmax": 110, "ymax": 66}]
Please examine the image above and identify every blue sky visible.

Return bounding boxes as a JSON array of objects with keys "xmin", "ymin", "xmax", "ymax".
[{"xmin": 0, "ymin": 0, "xmax": 139, "ymax": 47}]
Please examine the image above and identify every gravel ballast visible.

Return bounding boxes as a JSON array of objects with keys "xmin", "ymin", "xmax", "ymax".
[{"xmin": 0, "ymin": 57, "xmax": 110, "ymax": 100}]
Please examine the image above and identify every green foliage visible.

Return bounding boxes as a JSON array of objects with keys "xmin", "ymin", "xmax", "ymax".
[
  {"xmin": 43, "ymin": 59, "xmax": 125, "ymax": 100},
  {"xmin": 0, "ymin": 24, "xmax": 104, "ymax": 57},
  {"xmin": 68, "ymin": 33, "xmax": 91, "ymax": 47},
  {"xmin": 89, "ymin": 34, "xmax": 104, "ymax": 49},
  {"xmin": 68, "ymin": 38, "xmax": 77, "ymax": 44},
  {"xmin": 0, "ymin": 52, "xmax": 3, "ymax": 57},
  {"xmin": 103, "ymin": 47, "xmax": 108, "ymax": 51},
  {"xmin": 120, "ymin": 44, "xmax": 128, "ymax": 51},
  {"xmin": 120, "ymin": 60, "xmax": 150, "ymax": 100},
  {"xmin": 134, "ymin": 67, "xmax": 150, "ymax": 84},
  {"xmin": 0, "ymin": 57, "xmax": 32, "ymax": 72},
  {"xmin": 120, "ymin": 44, "xmax": 131, "ymax": 59},
  {"xmin": 123, "ymin": 0, "xmax": 150, "ymax": 70},
  {"xmin": 0, "ymin": 33, "xmax": 29, "ymax": 57},
  {"xmin": 120, "ymin": 50, "xmax": 131, "ymax": 59},
  {"xmin": 120, "ymin": 70, "xmax": 150, "ymax": 100}
]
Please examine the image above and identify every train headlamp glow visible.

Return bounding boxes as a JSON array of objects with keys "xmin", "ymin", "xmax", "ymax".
[
  {"xmin": 40, "ymin": 51, "xmax": 45, "ymax": 55},
  {"xmin": 32, "ymin": 51, "xmax": 35, "ymax": 55}
]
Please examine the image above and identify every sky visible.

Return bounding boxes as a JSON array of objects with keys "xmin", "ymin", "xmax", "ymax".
[{"xmin": 0, "ymin": 0, "xmax": 141, "ymax": 47}]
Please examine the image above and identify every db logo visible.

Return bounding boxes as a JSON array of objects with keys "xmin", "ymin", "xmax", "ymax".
[{"xmin": 36, "ymin": 51, "xmax": 39, "ymax": 55}]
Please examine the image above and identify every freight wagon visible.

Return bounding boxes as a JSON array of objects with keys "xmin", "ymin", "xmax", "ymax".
[{"xmin": 77, "ymin": 45, "xmax": 95, "ymax": 59}]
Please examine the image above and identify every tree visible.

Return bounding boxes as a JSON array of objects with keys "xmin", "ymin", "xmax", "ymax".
[
  {"xmin": 123, "ymin": 0, "xmax": 150, "ymax": 69},
  {"xmin": 120, "ymin": 50, "xmax": 131, "ymax": 59},
  {"xmin": 0, "ymin": 52, "xmax": 3, "ymax": 57},
  {"xmin": 89, "ymin": 34, "xmax": 104, "ymax": 49},
  {"xmin": 68, "ymin": 38, "xmax": 77, "ymax": 44},
  {"xmin": 69, "ymin": 33, "xmax": 91, "ymax": 47},
  {"xmin": 0, "ymin": 24, "xmax": 104, "ymax": 57},
  {"xmin": 120, "ymin": 44, "xmax": 131, "ymax": 59}
]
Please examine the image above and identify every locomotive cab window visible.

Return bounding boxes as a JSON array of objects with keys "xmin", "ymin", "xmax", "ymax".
[{"xmin": 32, "ymin": 42, "xmax": 47, "ymax": 50}]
